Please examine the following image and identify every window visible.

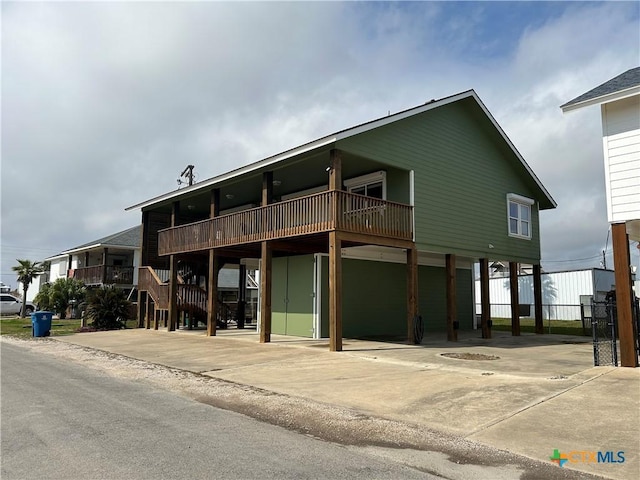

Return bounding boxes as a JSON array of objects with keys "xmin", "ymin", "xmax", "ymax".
[
  {"xmin": 507, "ymin": 194, "xmax": 534, "ymax": 239},
  {"xmin": 344, "ymin": 171, "xmax": 386, "ymax": 199}
]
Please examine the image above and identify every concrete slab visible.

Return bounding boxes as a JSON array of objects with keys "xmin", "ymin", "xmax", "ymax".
[
  {"xmin": 55, "ymin": 328, "xmax": 639, "ymax": 479},
  {"xmin": 469, "ymin": 368, "xmax": 640, "ymax": 480}
]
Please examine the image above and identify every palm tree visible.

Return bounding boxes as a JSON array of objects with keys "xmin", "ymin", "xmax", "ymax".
[{"xmin": 11, "ymin": 259, "xmax": 44, "ymax": 317}]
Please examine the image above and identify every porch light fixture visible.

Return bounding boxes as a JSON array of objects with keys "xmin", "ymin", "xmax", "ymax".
[
  {"xmin": 272, "ymin": 180, "xmax": 281, "ymax": 187},
  {"xmin": 325, "ymin": 166, "xmax": 332, "ymax": 172},
  {"xmin": 187, "ymin": 205, "xmax": 196, "ymax": 211},
  {"xmin": 226, "ymin": 194, "xmax": 234, "ymax": 200}
]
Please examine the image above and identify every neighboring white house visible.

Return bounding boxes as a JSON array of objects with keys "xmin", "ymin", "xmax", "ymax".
[
  {"xmin": 562, "ymin": 66, "xmax": 640, "ymax": 367},
  {"xmin": 44, "ymin": 226, "xmax": 142, "ymax": 295},
  {"xmin": 475, "ymin": 268, "xmax": 617, "ymax": 321}
]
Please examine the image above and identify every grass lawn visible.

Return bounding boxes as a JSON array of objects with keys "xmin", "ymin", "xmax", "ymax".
[
  {"xmin": 490, "ymin": 317, "xmax": 590, "ymax": 336},
  {"xmin": 0, "ymin": 316, "xmax": 139, "ymax": 339}
]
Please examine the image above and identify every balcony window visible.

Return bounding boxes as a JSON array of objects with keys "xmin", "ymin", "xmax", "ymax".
[{"xmin": 344, "ymin": 171, "xmax": 386, "ymax": 199}]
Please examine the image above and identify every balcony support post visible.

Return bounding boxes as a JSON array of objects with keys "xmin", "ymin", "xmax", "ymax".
[
  {"xmin": 406, "ymin": 246, "xmax": 418, "ymax": 344},
  {"xmin": 207, "ymin": 251, "xmax": 219, "ymax": 337},
  {"xmin": 534, "ymin": 264, "xmax": 544, "ymax": 334},
  {"xmin": 145, "ymin": 292, "xmax": 151, "ymax": 329},
  {"xmin": 446, "ymin": 254, "xmax": 458, "ymax": 342},
  {"xmin": 259, "ymin": 241, "xmax": 272, "ymax": 343},
  {"xmin": 480, "ymin": 258, "xmax": 491, "ymax": 339},
  {"xmin": 509, "ymin": 261, "xmax": 520, "ymax": 336},
  {"xmin": 137, "ymin": 291, "xmax": 145, "ymax": 328},
  {"xmin": 329, "ymin": 231, "xmax": 343, "ymax": 352},
  {"xmin": 206, "ymin": 189, "xmax": 220, "ymax": 337},
  {"xmin": 259, "ymin": 175, "xmax": 274, "ymax": 343},
  {"xmin": 329, "ymin": 149, "xmax": 342, "ymax": 230},
  {"xmin": 168, "ymin": 201, "xmax": 179, "ymax": 332},
  {"xmin": 102, "ymin": 248, "xmax": 108, "ymax": 284},
  {"xmin": 612, "ymin": 222, "xmax": 638, "ymax": 367}
]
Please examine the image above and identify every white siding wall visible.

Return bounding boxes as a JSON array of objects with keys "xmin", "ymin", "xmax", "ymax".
[
  {"xmin": 602, "ymin": 96, "xmax": 640, "ymax": 223},
  {"xmin": 49, "ymin": 258, "xmax": 68, "ymax": 282},
  {"xmin": 474, "ymin": 269, "xmax": 616, "ymax": 320}
]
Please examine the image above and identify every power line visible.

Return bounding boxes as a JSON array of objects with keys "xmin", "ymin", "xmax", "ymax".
[{"xmin": 543, "ymin": 254, "xmax": 603, "ymax": 263}]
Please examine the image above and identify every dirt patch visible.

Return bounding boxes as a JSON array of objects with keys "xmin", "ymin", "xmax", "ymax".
[{"xmin": 441, "ymin": 352, "xmax": 500, "ymax": 361}]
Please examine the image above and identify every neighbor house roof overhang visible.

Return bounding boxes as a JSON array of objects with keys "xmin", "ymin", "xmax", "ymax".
[
  {"xmin": 127, "ymin": 90, "xmax": 556, "ymax": 211},
  {"xmin": 45, "ymin": 226, "xmax": 142, "ymax": 259},
  {"xmin": 561, "ymin": 67, "xmax": 640, "ymax": 112}
]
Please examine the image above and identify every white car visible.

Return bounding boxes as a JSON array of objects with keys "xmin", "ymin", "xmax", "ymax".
[{"xmin": 0, "ymin": 294, "xmax": 36, "ymax": 316}]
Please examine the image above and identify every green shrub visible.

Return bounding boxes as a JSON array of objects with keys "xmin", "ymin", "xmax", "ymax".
[
  {"xmin": 34, "ymin": 282, "xmax": 54, "ymax": 311},
  {"xmin": 35, "ymin": 278, "xmax": 86, "ymax": 319},
  {"xmin": 86, "ymin": 286, "xmax": 132, "ymax": 330}
]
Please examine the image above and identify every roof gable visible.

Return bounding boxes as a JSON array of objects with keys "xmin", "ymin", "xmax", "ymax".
[
  {"xmin": 561, "ymin": 66, "xmax": 640, "ymax": 112},
  {"xmin": 127, "ymin": 90, "xmax": 555, "ymax": 210},
  {"xmin": 61, "ymin": 225, "xmax": 142, "ymax": 255}
]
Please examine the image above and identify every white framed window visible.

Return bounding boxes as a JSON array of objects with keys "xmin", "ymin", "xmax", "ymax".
[
  {"xmin": 507, "ymin": 193, "xmax": 534, "ymax": 239},
  {"xmin": 343, "ymin": 171, "xmax": 386, "ymax": 199}
]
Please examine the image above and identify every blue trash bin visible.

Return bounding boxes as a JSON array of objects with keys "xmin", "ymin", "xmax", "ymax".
[{"xmin": 31, "ymin": 311, "xmax": 53, "ymax": 337}]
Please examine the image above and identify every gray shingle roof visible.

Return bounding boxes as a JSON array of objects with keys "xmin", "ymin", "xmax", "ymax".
[
  {"xmin": 561, "ymin": 67, "xmax": 640, "ymax": 109},
  {"xmin": 66, "ymin": 225, "xmax": 142, "ymax": 252}
]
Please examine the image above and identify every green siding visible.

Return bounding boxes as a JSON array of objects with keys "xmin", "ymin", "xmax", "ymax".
[
  {"xmin": 271, "ymin": 255, "xmax": 314, "ymax": 337},
  {"xmin": 319, "ymin": 257, "xmax": 474, "ymax": 338},
  {"xmin": 342, "ymin": 258, "xmax": 407, "ymax": 338},
  {"xmin": 418, "ymin": 266, "xmax": 474, "ymax": 332},
  {"xmin": 271, "ymin": 258, "xmax": 287, "ymax": 335},
  {"xmin": 338, "ymin": 98, "xmax": 545, "ymax": 264}
]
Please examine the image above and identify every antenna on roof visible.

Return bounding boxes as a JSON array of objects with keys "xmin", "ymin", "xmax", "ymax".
[{"xmin": 177, "ymin": 165, "xmax": 195, "ymax": 188}]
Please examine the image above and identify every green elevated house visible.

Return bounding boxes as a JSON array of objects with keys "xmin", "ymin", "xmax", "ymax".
[{"xmin": 127, "ymin": 90, "xmax": 556, "ymax": 350}]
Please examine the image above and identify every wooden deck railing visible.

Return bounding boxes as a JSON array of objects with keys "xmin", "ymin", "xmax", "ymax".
[
  {"xmin": 72, "ymin": 265, "xmax": 134, "ymax": 285},
  {"xmin": 158, "ymin": 190, "xmax": 413, "ymax": 256}
]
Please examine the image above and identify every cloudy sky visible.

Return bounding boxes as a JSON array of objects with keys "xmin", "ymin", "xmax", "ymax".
[{"xmin": 2, "ymin": 1, "xmax": 639, "ymax": 289}]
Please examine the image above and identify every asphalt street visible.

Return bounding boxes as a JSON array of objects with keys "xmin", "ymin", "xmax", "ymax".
[{"xmin": 1, "ymin": 342, "xmax": 439, "ymax": 480}]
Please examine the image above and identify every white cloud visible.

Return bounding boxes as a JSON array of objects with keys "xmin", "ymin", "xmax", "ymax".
[{"xmin": 1, "ymin": 1, "xmax": 639, "ymax": 286}]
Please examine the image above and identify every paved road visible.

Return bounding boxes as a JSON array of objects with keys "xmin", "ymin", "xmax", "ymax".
[{"xmin": 1, "ymin": 342, "xmax": 439, "ymax": 480}]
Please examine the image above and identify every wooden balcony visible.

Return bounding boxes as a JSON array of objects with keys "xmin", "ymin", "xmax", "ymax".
[
  {"xmin": 72, "ymin": 265, "xmax": 135, "ymax": 285},
  {"xmin": 158, "ymin": 190, "xmax": 413, "ymax": 256}
]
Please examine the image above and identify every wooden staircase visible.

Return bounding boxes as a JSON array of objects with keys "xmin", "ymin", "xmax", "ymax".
[{"xmin": 138, "ymin": 266, "xmax": 232, "ymax": 329}]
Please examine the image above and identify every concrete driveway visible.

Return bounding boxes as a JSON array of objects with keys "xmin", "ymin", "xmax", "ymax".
[{"xmin": 56, "ymin": 328, "xmax": 639, "ymax": 480}]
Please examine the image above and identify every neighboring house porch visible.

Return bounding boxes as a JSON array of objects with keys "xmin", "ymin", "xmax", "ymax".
[{"xmin": 45, "ymin": 225, "xmax": 142, "ymax": 292}]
